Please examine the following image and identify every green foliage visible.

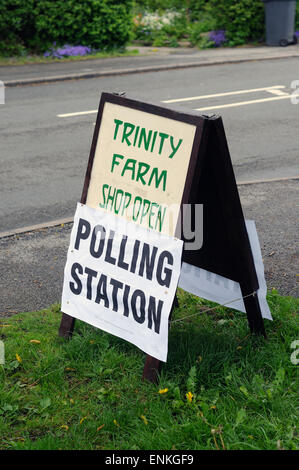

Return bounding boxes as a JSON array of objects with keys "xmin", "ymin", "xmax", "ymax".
[
  {"xmin": 134, "ymin": 0, "xmax": 266, "ymax": 47},
  {"xmin": 132, "ymin": 6, "xmax": 215, "ymax": 47},
  {"xmin": 296, "ymin": 1, "xmax": 299, "ymax": 29},
  {"xmin": 204, "ymin": 0, "xmax": 265, "ymax": 46},
  {"xmin": 187, "ymin": 19, "xmax": 216, "ymax": 47},
  {"xmin": 186, "ymin": 365, "xmax": 197, "ymax": 394},
  {"xmin": 0, "ymin": 0, "xmax": 35, "ymax": 56},
  {"xmin": 0, "ymin": 0, "xmax": 134, "ymax": 56},
  {"xmin": 132, "ymin": 10, "xmax": 188, "ymax": 46},
  {"xmin": 2, "ymin": 0, "xmax": 296, "ymax": 56},
  {"xmin": 0, "ymin": 291, "xmax": 298, "ymax": 450},
  {"xmin": 134, "ymin": 0, "xmax": 209, "ymax": 20}
]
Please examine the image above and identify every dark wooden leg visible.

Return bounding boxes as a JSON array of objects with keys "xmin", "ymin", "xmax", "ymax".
[
  {"xmin": 59, "ymin": 313, "xmax": 76, "ymax": 339},
  {"xmin": 142, "ymin": 293, "xmax": 179, "ymax": 383},
  {"xmin": 142, "ymin": 355, "xmax": 162, "ymax": 383},
  {"xmin": 168, "ymin": 294, "xmax": 179, "ymax": 328},
  {"xmin": 241, "ymin": 288, "xmax": 266, "ymax": 337}
]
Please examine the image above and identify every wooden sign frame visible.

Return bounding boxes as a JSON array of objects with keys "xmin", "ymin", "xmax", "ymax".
[{"xmin": 59, "ymin": 92, "xmax": 265, "ymax": 383}]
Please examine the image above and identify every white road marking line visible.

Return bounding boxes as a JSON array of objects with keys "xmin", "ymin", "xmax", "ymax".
[
  {"xmin": 162, "ymin": 86, "xmax": 285, "ymax": 104},
  {"xmin": 58, "ymin": 85, "xmax": 286, "ymax": 117},
  {"xmin": 195, "ymin": 94, "xmax": 299, "ymax": 111},
  {"xmin": 57, "ymin": 109, "xmax": 97, "ymax": 117},
  {"xmin": 58, "ymin": 87, "xmax": 296, "ymax": 117},
  {"xmin": 266, "ymin": 89, "xmax": 289, "ymax": 96}
]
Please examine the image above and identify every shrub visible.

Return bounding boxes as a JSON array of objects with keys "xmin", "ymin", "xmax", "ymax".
[
  {"xmin": 133, "ymin": 3, "xmax": 216, "ymax": 47},
  {"xmin": 133, "ymin": 10, "xmax": 189, "ymax": 45},
  {"xmin": 135, "ymin": 1, "xmax": 208, "ymax": 17},
  {"xmin": 134, "ymin": 0, "xmax": 266, "ymax": 47},
  {"xmin": 187, "ymin": 15, "xmax": 217, "ymax": 47},
  {"xmin": 0, "ymin": 0, "xmax": 36, "ymax": 56},
  {"xmin": 0, "ymin": 0, "xmax": 134, "ymax": 56},
  {"xmin": 205, "ymin": 0, "xmax": 265, "ymax": 46}
]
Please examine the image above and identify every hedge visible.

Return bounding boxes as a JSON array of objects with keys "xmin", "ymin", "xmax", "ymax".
[
  {"xmin": 1, "ymin": 0, "xmax": 298, "ymax": 56},
  {"xmin": 201, "ymin": 0, "xmax": 265, "ymax": 45},
  {"xmin": 135, "ymin": 0, "xmax": 299, "ymax": 46},
  {"xmin": 0, "ymin": 0, "xmax": 134, "ymax": 56},
  {"xmin": 134, "ymin": 1, "xmax": 209, "ymax": 20}
]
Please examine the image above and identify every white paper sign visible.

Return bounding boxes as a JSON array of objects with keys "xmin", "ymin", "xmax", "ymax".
[
  {"xmin": 245, "ymin": 220, "xmax": 272, "ymax": 320},
  {"xmin": 178, "ymin": 220, "xmax": 272, "ymax": 320},
  {"xmin": 61, "ymin": 203, "xmax": 183, "ymax": 362}
]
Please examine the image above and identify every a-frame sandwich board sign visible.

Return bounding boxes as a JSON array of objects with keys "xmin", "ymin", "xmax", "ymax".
[
  {"xmin": 143, "ymin": 113, "xmax": 266, "ymax": 382},
  {"xmin": 182, "ymin": 115, "xmax": 266, "ymax": 335},
  {"xmin": 59, "ymin": 92, "xmax": 265, "ymax": 383}
]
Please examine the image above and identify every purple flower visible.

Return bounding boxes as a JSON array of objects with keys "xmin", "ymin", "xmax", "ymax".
[
  {"xmin": 43, "ymin": 44, "xmax": 93, "ymax": 58},
  {"xmin": 295, "ymin": 31, "xmax": 299, "ymax": 38},
  {"xmin": 209, "ymin": 30, "xmax": 226, "ymax": 47}
]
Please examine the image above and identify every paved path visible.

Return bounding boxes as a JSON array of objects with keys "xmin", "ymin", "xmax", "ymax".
[{"xmin": 2, "ymin": 44, "xmax": 299, "ymax": 85}]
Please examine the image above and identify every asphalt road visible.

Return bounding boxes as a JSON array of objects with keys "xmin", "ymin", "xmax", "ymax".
[
  {"xmin": 0, "ymin": 56, "xmax": 298, "ymax": 314},
  {"xmin": 1, "ymin": 57, "xmax": 299, "ymax": 232},
  {"xmin": 0, "ymin": 178, "xmax": 297, "ymax": 317}
]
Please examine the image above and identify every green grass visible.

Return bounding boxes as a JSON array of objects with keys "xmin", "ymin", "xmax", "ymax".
[
  {"xmin": 0, "ymin": 49, "xmax": 139, "ymax": 67},
  {"xmin": 0, "ymin": 289, "xmax": 298, "ymax": 450}
]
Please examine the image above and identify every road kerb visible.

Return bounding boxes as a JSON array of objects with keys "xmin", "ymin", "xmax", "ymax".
[{"xmin": 4, "ymin": 53, "xmax": 299, "ymax": 87}]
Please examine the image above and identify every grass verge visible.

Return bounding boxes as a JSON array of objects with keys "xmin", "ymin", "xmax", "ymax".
[
  {"xmin": 0, "ymin": 289, "xmax": 298, "ymax": 450},
  {"xmin": 0, "ymin": 49, "xmax": 139, "ymax": 67}
]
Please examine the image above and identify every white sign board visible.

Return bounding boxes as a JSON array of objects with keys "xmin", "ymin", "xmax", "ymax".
[
  {"xmin": 61, "ymin": 203, "xmax": 183, "ymax": 362},
  {"xmin": 86, "ymin": 101, "xmax": 197, "ymax": 236},
  {"xmin": 178, "ymin": 220, "xmax": 272, "ymax": 320}
]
